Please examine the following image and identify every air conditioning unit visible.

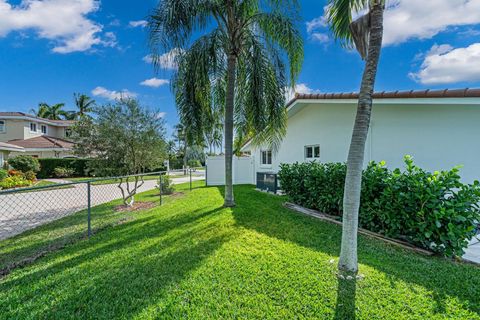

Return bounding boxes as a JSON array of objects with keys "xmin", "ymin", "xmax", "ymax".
[{"xmin": 256, "ymin": 172, "xmax": 278, "ymax": 193}]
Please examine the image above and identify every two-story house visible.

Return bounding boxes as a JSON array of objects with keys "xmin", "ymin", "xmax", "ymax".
[{"xmin": 0, "ymin": 112, "xmax": 75, "ymax": 166}]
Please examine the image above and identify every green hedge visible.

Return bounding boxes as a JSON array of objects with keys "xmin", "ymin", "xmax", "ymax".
[
  {"xmin": 278, "ymin": 156, "xmax": 480, "ymax": 257},
  {"xmin": 37, "ymin": 158, "xmax": 94, "ymax": 178}
]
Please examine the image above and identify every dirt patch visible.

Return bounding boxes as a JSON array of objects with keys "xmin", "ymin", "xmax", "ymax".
[{"xmin": 114, "ymin": 201, "xmax": 157, "ymax": 212}]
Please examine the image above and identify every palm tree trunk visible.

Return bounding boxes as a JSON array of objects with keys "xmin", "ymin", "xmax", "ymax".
[
  {"xmin": 224, "ymin": 54, "xmax": 237, "ymax": 207},
  {"xmin": 338, "ymin": 1, "xmax": 384, "ymax": 275}
]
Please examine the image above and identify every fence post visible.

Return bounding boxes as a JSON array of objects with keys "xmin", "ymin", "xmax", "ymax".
[
  {"xmin": 159, "ymin": 174, "xmax": 163, "ymax": 206},
  {"xmin": 190, "ymin": 169, "xmax": 192, "ymax": 191},
  {"xmin": 87, "ymin": 181, "xmax": 91, "ymax": 238}
]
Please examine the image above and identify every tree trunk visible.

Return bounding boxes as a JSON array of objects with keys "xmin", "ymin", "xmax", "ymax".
[
  {"xmin": 224, "ymin": 54, "xmax": 237, "ymax": 207},
  {"xmin": 338, "ymin": 1, "xmax": 384, "ymax": 275}
]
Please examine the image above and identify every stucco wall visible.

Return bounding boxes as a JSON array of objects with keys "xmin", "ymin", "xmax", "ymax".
[
  {"xmin": 250, "ymin": 101, "xmax": 480, "ymax": 183},
  {"xmin": 0, "ymin": 119, "xmax": 26, "ymax": 142}
]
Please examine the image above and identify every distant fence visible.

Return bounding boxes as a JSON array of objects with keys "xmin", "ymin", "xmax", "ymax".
[{"xmin": 206, "ymin": 156, "xmax": 254, "ymax": 186}]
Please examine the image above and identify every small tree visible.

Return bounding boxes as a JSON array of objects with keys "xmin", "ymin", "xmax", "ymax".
[
  {"xmin": 8, "ymin": 155, "xmax": 40, "ymax": 173},
  {"xmin": 72, "ymin": 99, "xmax": 167, "ymax": 206}
]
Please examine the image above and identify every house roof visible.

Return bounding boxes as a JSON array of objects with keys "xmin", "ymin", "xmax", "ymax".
[
  {"xmin": 0, "ymin": 142, "xmax": 25, "ymax": 152},
  {"xmin": 0, "ymin": 112, "xmax": 74, "ymax": 126},
  {"xmin": 287, "ymin": 88, "xmax": 480, "ymax": 108},
  {"xmin": 7, "ymin": 136, "xmax": 74, "ymax": 150},
  {"xmin": 242, "ymin": 88, "xmax": 480, "ymax": 151}
]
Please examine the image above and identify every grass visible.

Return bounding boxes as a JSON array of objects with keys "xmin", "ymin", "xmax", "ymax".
[{"xmin": 1, "ymin": 184, "xmax": 480, "ymax": 319}]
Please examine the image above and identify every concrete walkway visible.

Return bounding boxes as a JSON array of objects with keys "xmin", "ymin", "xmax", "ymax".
[
  {"xmin": 463, "ymin": 236, "xmax": 480, "ymax": 264},
  {"xmin": 0, "ymin": 174, "xmax": 204, "ymax": 240}
]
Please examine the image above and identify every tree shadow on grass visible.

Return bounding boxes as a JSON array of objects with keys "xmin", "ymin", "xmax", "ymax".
[
  {"xmin": 0, "ymin": 202, "xmax": 229, "ymax": 319},
  {"xmin": 226, "ymin": 185, "xmax": 480, "ymax": 316},
  {"xmin": 334, "ymin": 277, "xmax": 357, "ymax": 320}
]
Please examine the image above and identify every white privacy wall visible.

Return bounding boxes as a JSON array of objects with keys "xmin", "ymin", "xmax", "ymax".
[
  {"xmin": 246, "ymin": 98, "xmax": 480, "ymax": 183},
  {"xmin": 206, "ymin": 156, "xmax": 254, "ymax": 185}
]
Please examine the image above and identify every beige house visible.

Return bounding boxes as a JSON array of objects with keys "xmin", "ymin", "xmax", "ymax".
[{"xmin": 0, "ymin": 112, "xmax": 75, "ymax": 163}]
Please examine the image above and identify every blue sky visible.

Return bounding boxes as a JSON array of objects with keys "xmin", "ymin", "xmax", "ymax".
[{"xmin": 0, "ymin": 0, "xmax": 480, "ymax": 137}]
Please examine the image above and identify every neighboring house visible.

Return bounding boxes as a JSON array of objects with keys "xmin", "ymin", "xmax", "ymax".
[
  {"xmin": 234, "ymin": 88, "xmax": 480, "ymax": 185},
  {"xmin": 0, "ymin": 142, "xmax": 24, "ymax": 168},
  {"xmin": 0, "ymin": 112, "xmax": 75, "ymax": 161}
]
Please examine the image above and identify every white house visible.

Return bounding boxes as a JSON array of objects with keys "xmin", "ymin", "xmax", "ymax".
[{"xmin": 228, "ymin": 88, "xmax": 480, "ymax": 185}]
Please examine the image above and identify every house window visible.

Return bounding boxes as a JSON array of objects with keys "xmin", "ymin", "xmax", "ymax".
[
  {"xmin": 65, "ymin": 128, "xmax": 72, "ymax": 138},
  {"xmin": 305, "ymin": 145, "xmax": 320, "ymax": 160},
  {"xmin": 261, "ymin": 150, "xmax": 272, "ymax": 166},
  {"xmin": 41, "ymin": 125, "xmax": 47, "ymax": 134},
  {"xmin": 30, "ymin": 123, "xmax": 37, "ymax": 132},
  {"xmin": 0, "ymin": 120, "xmax": 5, "ymax": 133}
]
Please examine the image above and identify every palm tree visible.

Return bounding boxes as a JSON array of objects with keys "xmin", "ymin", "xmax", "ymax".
[
  {"xmin": 32, "ymin": 102, "xmax": 69, "ymax": 120},
  {"xmin": 73, "ymin": 93, "xmax": 95, "ymax": 119},
  {"xmin": 148, "ymin": 0, "xmax": 303, "ymax": 207},
  {"xmin": 326, "ymin": 0, "xmax": 385, "ymax": 275}
]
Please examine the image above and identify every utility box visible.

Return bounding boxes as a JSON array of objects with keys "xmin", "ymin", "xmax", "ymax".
[{"xmin": 256, "ymin": 172, "xmax": 278, "ymax": 193}]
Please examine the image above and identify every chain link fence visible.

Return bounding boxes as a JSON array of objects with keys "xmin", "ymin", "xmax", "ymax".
[{"xmin": 0, "ymin": 169, "xmax": 205, "ymax": 275}]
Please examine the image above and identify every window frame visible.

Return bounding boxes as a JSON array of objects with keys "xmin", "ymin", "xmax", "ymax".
[
  {"xmin": 260, "ymin": 150, "xmax": 272, "ymax": 167},
  {"xmin": 65, "ymin": 128, "xmax": 72, "ymax": 138},
  {"xmin": 0, "ymin": 120, "xmax": 5, "ymax": 133},
  {"xmin": 41, "ymin": 124, "xmax": 48, "ymax": 134},
  {"xmin": 305, "ymin": 145, "xmax": 320, "ymax": 161},
  {"xmin": 30, "ymin": 122, "xmax": 37, "ymax": 133}
]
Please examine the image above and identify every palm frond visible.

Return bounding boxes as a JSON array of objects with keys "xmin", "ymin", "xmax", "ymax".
[{"xmin": 326, "ymin": 0, "xmax": 369, "ymax": 47}]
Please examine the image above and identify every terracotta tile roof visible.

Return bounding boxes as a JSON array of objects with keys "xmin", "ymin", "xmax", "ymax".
[
  {"xmin": 288, "ymin": 88, "xmax": 480, "ymax": 107},
  {"xmin": 0, "ymin": 142, "xmax": 24, "ymax": 151},
  {"xmin": 7, "ymin": 136, "xmax": 74, "ymax": 150}
]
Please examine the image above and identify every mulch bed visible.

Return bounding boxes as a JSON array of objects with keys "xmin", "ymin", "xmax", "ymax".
[{"xmin": 114, "ymin": 202, "xmax": 157, "ymax": 212}]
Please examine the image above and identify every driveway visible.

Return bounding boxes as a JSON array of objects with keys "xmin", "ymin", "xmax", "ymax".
[{"xmin": 0, "ymin": 174, "xmax": 204, "ymax": 240}]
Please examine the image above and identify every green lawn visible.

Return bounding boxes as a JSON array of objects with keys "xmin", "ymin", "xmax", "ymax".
[{"xmin": 1, "ymin": 183, "xmax": 479, "ymax": 319}]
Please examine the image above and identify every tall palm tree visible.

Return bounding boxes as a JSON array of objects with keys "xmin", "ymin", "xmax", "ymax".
[
  {"xmin": 73, "ymin": 93, "xmax": 95, "ymax": 119},
  {"xmin": 327, "ymin": 0, "xmax": 385, "ymax": 275},
  {"xmin": 149, "ymin": 0, "xmax": 303, "ymax": 207}
]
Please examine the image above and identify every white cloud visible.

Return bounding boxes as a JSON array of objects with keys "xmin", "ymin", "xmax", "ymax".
[
  {"xmin": 384, "ymin": 0, "xmax": 480, "ymax": 45},
  {"xmin": 129, "ymin": 20, "xmax": 147, "ymax": 28},
  {"xmin": 140, "ymin": 78, "xmax": 169, "ymax": 88},
  {"xmin": 286, "ymin": 83, "xmax": 320, "ymax": 101},
  {"xmin": 0, "ymin": 0, "xmax": 115, "ymax": 53},
  {"xmin": 306, "ymin": 0, "xmax": 480, "ymax": 47},
  {"xmin": 311, "ymin": 33, "xmax": 329, "ymax": 43},
  {"xmin": 155, "ymin": 112, "xmax": 166, "ymax": 119},
  {"xmin": 409, "ymin": 43, "xmax": 480, "ymax": 84},
  {"xmin": 91, "ymin": 86, "xmax": 137, "ymax": 100},
  {"xmin": 143, "ymin": 48, "xmax": 183, "ymax": 70}
]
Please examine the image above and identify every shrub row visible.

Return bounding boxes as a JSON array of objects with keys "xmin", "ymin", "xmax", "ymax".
[
  {"xmin": 37, "ymin": 158, "xmax": 93, "ymax": 178},
  {"xmin": 278, "ymin": 156, "xmax": 480, "ymax": 257}
]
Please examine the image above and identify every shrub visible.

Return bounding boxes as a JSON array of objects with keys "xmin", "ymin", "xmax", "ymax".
[
  {"xmin": 187, "ymin": 159, "xmax": 202, "ymax": 168},
  {"xmin": 0, "ymin": 169, "xmax": 7, "ymax": 181},
  {"xmin": 159, "ymin": 175, "xmax": 174, "ymax": 195},
  {"xmin": 8, "ymin": 169, "xmax": 22, "ymax": 177},
  {"xmin": 22, "ymin": 170, "xmax": 37, "ymax": 182},
  {"xmin": 53, "ymin": 167, "xmax": 76, "ymax": 178},
  {"xmin": 278, "ymin": 156, "xmax": 480, "ymax": 257},
  {"xmin": 37, "ymin": 158, "xmax": 93, "ymax": 178},
  {"xmin": 0, "ymin": 175, "xmax": 32, "ymax": 189},
  {"xmin": 8, "ymin": 155, "xmax": 40, "ymax": 173}
]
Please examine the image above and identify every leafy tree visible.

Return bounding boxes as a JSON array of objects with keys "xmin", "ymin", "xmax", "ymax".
[
  {"xmin": 148, "ymin": 0, "xmax": 303, "ymax": 207},
  {"xmin": 326, "ymin": 0, "xmax": 385, "ymax": 275},
  {"xmin": 72, "ymin": 99, "xmax": 167, "ymax": 206}
]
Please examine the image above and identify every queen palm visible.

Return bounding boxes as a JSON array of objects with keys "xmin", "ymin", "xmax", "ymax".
[
  {"xmin": 326, "ymin": 0, "xmax": 385, "ymax": 275},
  {"xmin": 32, "ymin": 102, "xmax": 69, "ymax": 120},
  {"xmin": 149, "ymin": 0, "xmax": 303, "ymax": 207},
  {"xmin": 73, "ymin": 93, "xmax": 96, "ymax": 119}
]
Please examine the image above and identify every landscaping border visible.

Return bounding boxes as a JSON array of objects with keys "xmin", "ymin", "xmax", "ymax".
[{"xmin": 283, "ymin": 202, "xmax": 434, "ymax": 256}]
